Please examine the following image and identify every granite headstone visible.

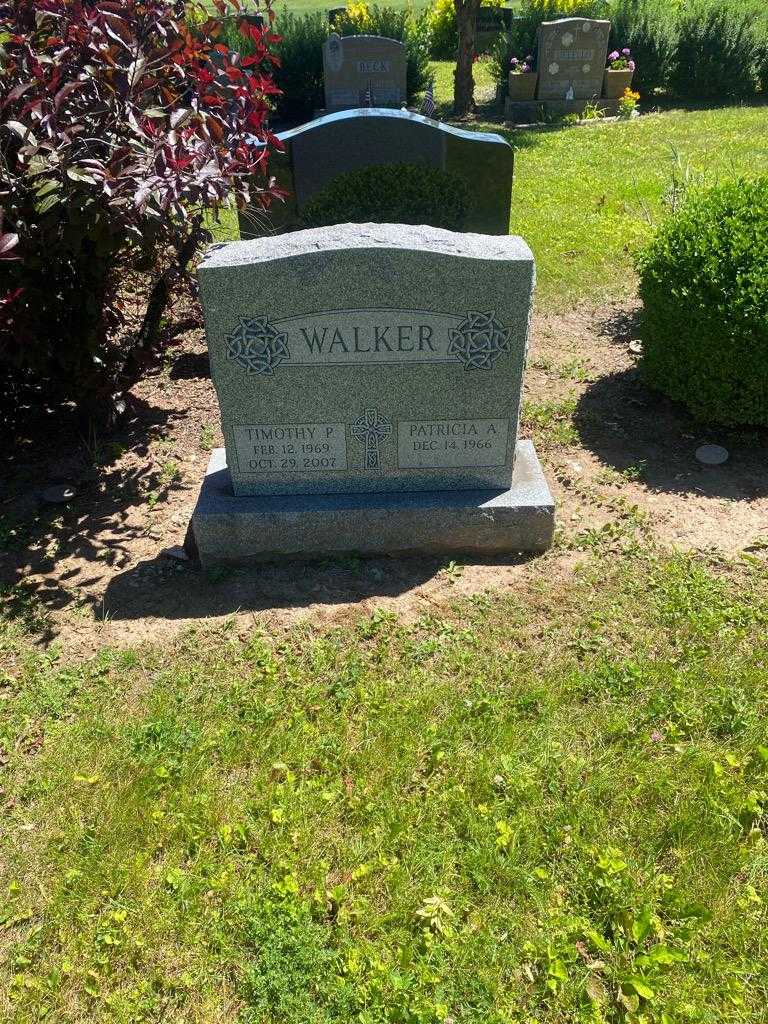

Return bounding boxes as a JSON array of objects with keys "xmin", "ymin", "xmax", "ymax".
[
  {"xmin": 323, "ymin": 33, "xmax": 406, "ymax": 111},
  {"xmin": 190, "ymin": 224, "xmax": 554, "ymax": 562},
  {"xmin": 238, "ymin": 108, "xmax": 513, "ymax": 238},
  {"xmin": 536, "ymin": 17, "xmax": 610, "ymax": 101},
  {"xmin": 475, "ymin": 5, "xmax": 512, "ymax": 52},
  {"xmin": 199, "ymin": 224, "xmax": 533, "ymax": 497}
]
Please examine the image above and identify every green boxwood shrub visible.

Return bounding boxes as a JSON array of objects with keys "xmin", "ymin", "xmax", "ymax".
[
  {"xmin": 608, "ymin": 0, "xmax": 678, "ymax": 96},
  {"xmin": 636, "ymin": 178, "xmax": 768, "ymax": 426},
  {"xmin": 300, "ymin": 163, "xmax": 471, "ymax": 232},
  {"xmin": 668, "ymin": 0, "xmax": 762, "ymax": 101}
]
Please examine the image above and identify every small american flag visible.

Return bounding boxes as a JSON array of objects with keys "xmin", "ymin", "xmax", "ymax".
[{"xmin": 421, "ymin": 79, "xmax": 436, "ymax": 118}]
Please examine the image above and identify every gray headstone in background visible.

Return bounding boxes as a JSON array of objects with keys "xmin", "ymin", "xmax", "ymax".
[
  {"xmin": 475, "ymin": 5, "xmax": 512, "ymax": 52},
  {"xmin": 536, "ymin": 18, "xmax": 610, "ymax": 101},
  {"xmin": 197, "ymin": 224, "xmax": 535, "ymax": 498},
  {"xmin": 323, "ymin": 33, "xmax": 406, "ymax": 112},
  {"xmin": 238, "ymin": 108, "xmax": 513, "ymax": 238}
]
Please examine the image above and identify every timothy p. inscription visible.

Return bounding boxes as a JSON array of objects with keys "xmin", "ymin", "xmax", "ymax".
[
  {"xmin": 234, "ymin": 423, "xmax": 347, "ymax": 474},
  {"xmin": 225, "ymin": 309, "xmax": 513, "ymax": 374}
]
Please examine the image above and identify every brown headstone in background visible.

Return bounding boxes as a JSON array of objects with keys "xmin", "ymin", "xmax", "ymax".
[
  {"xmin": 536, "ymin": 18, "xmax": 611, "ymax": 101},
  {"xmin": 322, "ymin": 33, "xmax": 407, "ymax": 112}
]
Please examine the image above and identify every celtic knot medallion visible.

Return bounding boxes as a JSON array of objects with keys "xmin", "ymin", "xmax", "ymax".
[
  {"xmin": 225, "ymin": 316, "xmax": 290, "ymax": 375},
  {"xmin": 447, "ymin": 311, "xmax": 512, "ymax": 371},
  {"xmin": 352, "ymin": 409, "xmax": 392, "ymax": 471}
]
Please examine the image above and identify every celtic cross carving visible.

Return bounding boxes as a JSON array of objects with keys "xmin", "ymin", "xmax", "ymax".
[
  {"xmin": 447, "ymin": 311, "xmax": 512, "ymax": 371},
  {"xmin": 225, "ymin": 316, "xmax": 289, "ymax": 375},
  {"xmin": 352, "ymin": 409, "xmax": 392, "ymax": 471}
]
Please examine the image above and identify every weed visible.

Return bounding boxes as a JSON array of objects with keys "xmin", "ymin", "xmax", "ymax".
[
  {"xmin": 558, "ymin": 357, "xmax": 591, "ymax": 382},
  {"xmin": 522, "ymin": 396, "xmax": 578, "ymax": 448},
  {"xmin": 442, "ymin": 560, "xmax": 464, "ymax": 583},
  {"xmin": 199, "ymin": 423, "xmax": 217, "ymax": 452}
]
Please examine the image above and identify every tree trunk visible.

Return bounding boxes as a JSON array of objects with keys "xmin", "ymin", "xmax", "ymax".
[
  {"xmin": 453, "ymin": 0, "xmax": 481, "ymax": 117},
  {"xmin": 81, "ymin": 217, "xmax": 207, "ymax": 430},
  {"xmin": 134, "ymin": 216, "xmax": 204, "ymax": 365}
]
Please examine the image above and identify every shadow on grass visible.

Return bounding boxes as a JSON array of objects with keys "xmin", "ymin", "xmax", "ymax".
[
  {"xmin": 463, "ymin": 112, "xmax": 577, "ymax": 151},
  {"xmin": 97, "ymin": 550, "xmax": 537, "ymax": 624},
  {"xmin": 0, "ymin": 389, "xmax": 185, "ymax": 623},
  {"xmin": 170, "ymin": 350, "xmax": 211, "ymax": 381},
  {"xmin": 646, "ymin": 95, "xmax": 768, "ymax": 115},
  {"xmin": 574, "ymin": 335, "xmax": 768, "ymax": 502}
]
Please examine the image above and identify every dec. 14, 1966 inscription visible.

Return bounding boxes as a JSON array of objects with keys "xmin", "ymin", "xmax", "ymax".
[
  {"xmin": 399, "ymin": 419, "xmax": 508, "ymax": 469},
  {"xmin": 233, "ymin": 419, "xmax": 509, "ymax": 475}
]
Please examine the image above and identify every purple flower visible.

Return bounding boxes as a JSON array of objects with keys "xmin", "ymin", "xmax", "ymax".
[
  {"xmin": 510, "ymin": 56, "xmax": 519, "ymax": 65},
  {"xmin": 622, "ymin": 47, "xmax": 631, "ymax": 56},
  {"xmin": 628, "ymin": 59, "xmax": 636, "ymax": 71},
  {"xmin": 608, "ymin": 50, "xmax": 620, "ymax": 62}
]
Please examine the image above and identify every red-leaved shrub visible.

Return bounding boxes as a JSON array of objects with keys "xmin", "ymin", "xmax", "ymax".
[{"xmin": 0, "ymin": 0, "xmax": 282, "ymax": 422}]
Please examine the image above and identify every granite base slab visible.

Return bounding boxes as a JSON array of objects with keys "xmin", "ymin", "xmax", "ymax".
[{"xmin": 189, "ymin": 441, "xmax": 555, "ymax": 566}]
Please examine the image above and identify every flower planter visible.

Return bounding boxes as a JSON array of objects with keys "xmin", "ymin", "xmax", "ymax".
[
  {"xmin": 603, "ymin": 68, "xmax": 634, "ymax": 99},
  {"xmin": 508, "ymin": 72, "xmax": 538, "ymax": 102}
]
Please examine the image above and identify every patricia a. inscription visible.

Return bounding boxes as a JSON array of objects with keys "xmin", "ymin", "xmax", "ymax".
[
  {"xmin": 398, "ymin": 419, "xmax": 509, "ymax": 469},
  {"xmin": 225, "ymin": 309, "xmax": 513, "ymax": 375}
]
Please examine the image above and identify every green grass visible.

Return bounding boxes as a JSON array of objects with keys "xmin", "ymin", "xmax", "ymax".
[
  {"xmin": 2, "ymin": 545, "xmax": 768, "ymax": 1022},
  {"xmin": 430, "ymin": 56, "xmax": 497, "ymax": 105},
  {"xmin": 502, "ymin": 104, "xmax": 768, "ymax": 308}
]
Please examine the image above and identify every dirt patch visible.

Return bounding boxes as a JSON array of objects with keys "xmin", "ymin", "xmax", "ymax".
[{"xmin": 1, "ymin": 299, "xmax": 766, "ymax": 659}]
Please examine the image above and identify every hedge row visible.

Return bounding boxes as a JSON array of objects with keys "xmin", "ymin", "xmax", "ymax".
[
  {"xmin": 223, "ymin": 0, "xmax": 768, "ymax": 113},
  {"xmin": 492, "ymin": 0, "xmax": 768, "ymax": 100}
]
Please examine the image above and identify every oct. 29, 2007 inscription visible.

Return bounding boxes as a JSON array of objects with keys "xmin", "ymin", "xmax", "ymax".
[{"xmin": 234, "ymin": 423, "xmax": 347, "ymax": 474}]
